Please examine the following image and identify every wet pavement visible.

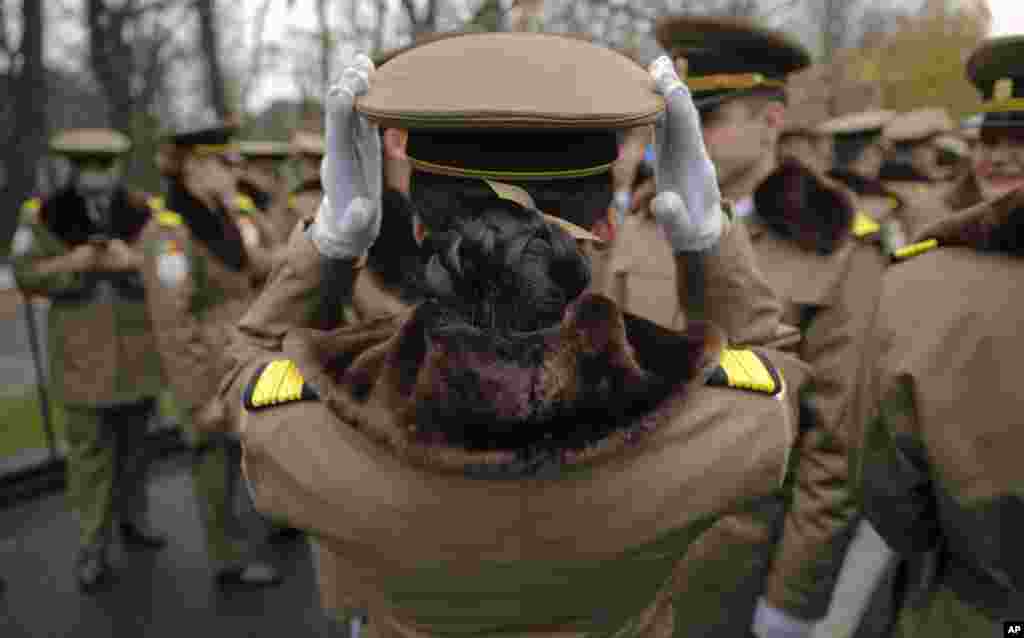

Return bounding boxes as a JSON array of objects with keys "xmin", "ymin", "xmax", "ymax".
[{"xmin": 0, "ymin": 453, "xmax": 335, "ymax": 638}]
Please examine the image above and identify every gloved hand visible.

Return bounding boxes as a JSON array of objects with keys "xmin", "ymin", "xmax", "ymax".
[
  {"xmin": 648, "ymin": 56, "xmax": 724, "ymax": 253},
  {"xmin": 311, "ymin": 54, "xmax": 383, "ymax": 260},
  {"xmin": 751, "ymin": 597, "xmax": 814, "ymax": 638}
]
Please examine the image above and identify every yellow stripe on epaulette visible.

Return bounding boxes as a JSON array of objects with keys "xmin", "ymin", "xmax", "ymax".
[
  {"xmin": 236, "ymin": 194, "xmax": 256, "ymax": 214},
  {"xmin": 157, "ymin": 210, "xmax": 184, "ymax": 227},
  {"xmin": 288, "ymin": 195, "xmax": 298, "ymax": 210},
  {"xmin": 21, "ymin": 197, "xmax": 41, "ymax": 216},
  {"xmin": 243, "ymin": 360, "xmax": 319, "ymax": 410},
  {"xmin": 707, "ymin": 349, "xmax": 782, "ymax": 396},
  {"xmin": 852, "ymin": 211, "xmax": 881, "ymax": 238},
  {"xmin": 892, "ymin": 238, "xmax": 938, "ymax": 261},
  {"xmin": 148, "ymin": 196, "xmax": 166, "ymax": 212}
]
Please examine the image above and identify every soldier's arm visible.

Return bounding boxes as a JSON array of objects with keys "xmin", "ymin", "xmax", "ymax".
[
  {"xmin": 10, "ymin": 199, "xmax": 94, "ymax": 297},
  {"xmin": 759, "ymin": 245, "xmax": 882, "ymax": 622},
  {"xmin": 675, "ymin": 212, "xmax": 791, "ymax": 348}
]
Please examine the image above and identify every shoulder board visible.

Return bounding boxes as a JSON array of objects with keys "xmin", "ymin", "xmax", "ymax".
[
  {"xmin": 157, "ymin": 210, "xmax": 184, "ymax": 227},
  {"xmin": 20, "ymin": 197, "xmax": 42, "ymax": 220},
  {"xmin": 148, "ymin": 196, "xmax": 166, "ymax": 212},
  {"xmin": 288, "ymin": 194, "xmax": 298, "ymax": 210},
  {"xmin": 236, "ymin": 194, "xmax": 256, "ymax": 214},
  {"xmin": 244, "ymin": 360, "xmax": 320, "ymax": 411},
  {"xmin": 852, "ymin": 211, "xmax": 881, "ymax": 239},
  {"xmin": 706, "ymin": 349, "xmax": 782, "ymax": 396},
  {"xmin": 892, "ymin": 238, "xmax": 939, "ymax": 262}
]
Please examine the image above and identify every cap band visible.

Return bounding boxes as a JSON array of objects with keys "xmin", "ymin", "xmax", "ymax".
[
  {"xmin": 687, "ymin": 73, "xmax": 785, "ymax": 93},
  {"xmin": 409, "ymin": 157, "xmax": 614, "ymax": 181},
  {"xmin": 981, "ymin": 97, "xmax": 1024, "ymax": 114},
  {"xmin": 193, "ymin": 144, "xmax": 237, "ymax": 155}
]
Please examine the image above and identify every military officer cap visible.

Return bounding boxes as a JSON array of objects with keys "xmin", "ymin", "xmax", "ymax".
[
  {"xmin": 373, "ymin": 28, "xmax": 487, "ymax": 67},
  {"xmin": 966, "ymin": 35, "xmax": 1024, "ymax": 129},
  {"xmin": 238, "ymin": 141, "xmax": 292, "ymax": 159},
  {"xmin": 819, "ymin": 109, "xmax": 895, "ymax": 164},
  {"xmin": 49, "ymin": 128, "xmax": 131, "ymax": 163},
  {"xmin": 654, "ymin": 15, "xmax": 811, "ymax": 111},
  {"xmin": 291, "ymin": 131, "xmax": 325, "ymax": 157},
  {"xmin": 165, "ymin": 116, "xmax": 240, "ymax": 159},
  {"xmin": 934, "ymin": 134, "xmax": 969, "ymax": 158},
  {"xmin": 883, "ymin": 108, "xmax": 954, "ymax": 144},
  {"xmin": 356, "ymin": 32, "xmax": 663, "ymax": 182}
]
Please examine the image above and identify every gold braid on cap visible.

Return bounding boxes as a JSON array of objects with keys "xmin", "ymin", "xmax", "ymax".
[{"xmin": 686, "ymin": 73, "xmax": 785, "ymax": 93}]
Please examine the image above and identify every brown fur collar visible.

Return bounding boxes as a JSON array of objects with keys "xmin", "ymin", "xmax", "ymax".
[
  {"xmin": 282, "ymin": 294, "xmax": 726, "ymax": 478},
  {"xmin": 915, "ymin": 186, "xmax": 1024, "ymax": 256},
  {"xmin": 40, "ymin": 186, "xmax": 152, "ymax": 246},
  {"xmin": 753, "ymin": 159, "xmax": 855, "ymax": 255}
]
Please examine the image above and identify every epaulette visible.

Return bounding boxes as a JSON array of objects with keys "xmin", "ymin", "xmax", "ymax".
[
  {"xmin": 288, "ymin": 194, "xmax": 298, "ymax": 210},
  {"xmin": 852, "ymin": 211, "xmax": 881, "ymax": 239},
  {"xmin": 20, "ymin": 197, "xmax": 41, "ymax": 221},
  {"xmin": 157, "ymin": 210, "xmax": 184, "ymax": 227},
  {"xmin": 236, "ymin": 194, "xmax": 256, "ymax": 214},
  {"xmin": 707, "ymin": 349, "xmax": 783, "ymax": 396},
  {"xmin": 243, "ymin": 360, "xmax": 320, "ymax": 411},
  {"xmin": 148, "ymin": 196, "xmax": 166, "ymax": 212},
  {"xmin": 892, "ymin": 238, "xmax": 938, "ymax": 262}
]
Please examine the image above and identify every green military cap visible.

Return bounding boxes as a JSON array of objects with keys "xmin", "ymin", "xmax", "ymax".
[
  {"xmin": 49, "ymin": 128, "xmax": 131, "ymax": 159},
  {"xmin": 291, "ymin": 131, "xmax": 325, "ymax": 156},
  {"xmin": 166, "ymin": 120, "xmax": 239, "ymax": 156},
  {"xmin": 966, "ymin": 35, "xmax": 1024, "ymax": 128},
  {"xmin": 883, "ymin": 108, "xmax": 954, "ymax": 144},
  {"xmin": 654, "ymin": 16, "xmax": 811, "ymax": 110},
  {"xmin": 238, "ymin": 141, "xmax": 292, "ymax": 159},
  {"xmin": 356, "ymin": 32, "xmax": 663, "ymax": 181}
]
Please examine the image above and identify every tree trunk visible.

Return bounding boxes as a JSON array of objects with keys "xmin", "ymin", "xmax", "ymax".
[
  {"xmin": 197, "ymin": 0, "xmax": 230, "ymax": 119},
  {"xmin": 3, "ymin": 0, "xmax": 47, "ymax": 252},
  {"xmin": 316, "ymin": 0, "xmax": 331, "ymax": 95}
]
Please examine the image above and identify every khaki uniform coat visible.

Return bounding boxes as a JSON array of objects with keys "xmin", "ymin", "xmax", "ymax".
[
  {"xmin": 222, "ymin": 209, "xmax": 835, "ymax": 633},
  {"xmin": 860, "ymin": 189, "xmax": 1024, "ymax": 637},
  {"xmin": 11, "ymin": 189, "xmax": 163, "ymax": 407},
  {"xmin": 140, "ymin": 190, "xmax": 259, "ymax": 434},
  {"xmin": 667, "ymin": 165, "xmax": 887, "ymax": 630},
  {"xmin": 883, "ymin": 179, "xmax": 954, "ymax": 240}
]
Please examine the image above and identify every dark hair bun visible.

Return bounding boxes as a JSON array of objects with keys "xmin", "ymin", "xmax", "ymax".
[{"xmin": 420, "ymin": 199, "xmax": 590, "ymax": 334}]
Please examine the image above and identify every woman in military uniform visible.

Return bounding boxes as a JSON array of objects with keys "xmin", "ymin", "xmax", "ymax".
[
  {"xmin": 225, "ymin": 34, "xmax": 838, "ymax": 638},
  {"xmin": 860, "ymin": 35, "xmax": 1024, "ymax": 638},
  {"xmin": 139, "ymin": 123, "xmax": 280, "ymax": 588},
  {"xmin": 11, "ymin": 129, "xmax": 166, "ymax": 592}
]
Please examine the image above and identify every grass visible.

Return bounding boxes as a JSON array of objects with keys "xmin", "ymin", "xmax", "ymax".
[{"xmin": 0, "ymin": 388, "xmax": 181, "ymax": 460}]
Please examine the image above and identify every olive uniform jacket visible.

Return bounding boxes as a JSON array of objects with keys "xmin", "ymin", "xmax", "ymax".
[
  {"xmin": 11, "ymin": 188, "xmax": 163, "ymax": 407},
  {"xmin": 139, "ymin": 185, "xmax": 260, "ymax": 435},
  {"xmin": 228, "ymin": 226, "xmax": 813, "ymax": 637},
  {"xmin": 860, "ymin": 188, "xmax": 1024, "ymax": 637},
  {"xmin": 670, "ymin": 161, "xmax": 888, "ymax": 630}
]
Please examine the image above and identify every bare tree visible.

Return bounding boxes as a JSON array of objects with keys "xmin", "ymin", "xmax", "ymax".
[
  {"xmin": 3, "ymin": 0, "xmax": 47, "ymax": 251},
  {"xmin": 398, "ymin": 0, "xmax": 443, "ymax": 36},
  {"xmin": 196, "ymin": 0, "xmax": 231, "ymax": 119}
]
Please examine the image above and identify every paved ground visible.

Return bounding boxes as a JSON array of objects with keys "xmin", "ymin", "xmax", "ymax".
[{"xmin": 0, "ymin": 454, "xmax": 336, "ymax": 638}]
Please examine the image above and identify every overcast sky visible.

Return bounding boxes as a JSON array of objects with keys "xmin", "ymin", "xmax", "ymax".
[{"xmin": 241, "ymin": 0, "xmax": 1023, "ymax": 110}]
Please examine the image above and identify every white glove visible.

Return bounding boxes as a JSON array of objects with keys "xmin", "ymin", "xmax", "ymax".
[
  {"xmin": 311, "ymin": 54, "xmax": 383, "ymax": 260},
  {"xmin": 751, "ymin": 597, "xmax": 814, "ymax": 638},
  {"xmin": 648, "ymin": 56, "xmax": 724, "ymax": 253}
]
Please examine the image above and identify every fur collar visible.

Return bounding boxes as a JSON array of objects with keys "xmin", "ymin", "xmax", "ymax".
[
  {"xmin": 915, "ymin": 186, "xmax": 1024, "ymax": 256},
  {"xmin": 753, "ymin": 159, "xmax": 855, "ymax": 255},
  {"xmin": 166, "ymin": 181, "xmax": 248, "ymax": 271},
  {"xmin": 282, "ymin": 294, "xmax": 726, "ymax": 478},
  {"xmin": 40, "ymin": 187, "xmax": 151, "ymax": 246}
]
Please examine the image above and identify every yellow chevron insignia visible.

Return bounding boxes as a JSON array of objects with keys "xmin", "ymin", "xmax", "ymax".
[
  {"xmin": 236, "ymin": 194, "xmax": 256, "ymax": 213},
  {"xmin": 708, "ymin": 349, "xmax": 781, "ymax": 396},
  {"xmin": 157, "ymin": 210, "xmax": 184, "ymax": 227},
  {"xmin": 852, "ymin": 212, "xmax": 881, "ymax": 238},
  {"xmin": 892, "ymin": 238, "xmax": 938, "ymax": 261},
  {"xmin": 244, "ymin": 360, "xmax": 319, "ymax": 410}
]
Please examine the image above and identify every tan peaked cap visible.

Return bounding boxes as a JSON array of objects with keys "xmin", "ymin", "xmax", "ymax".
[
  {"xmin": 934, "ymin": 134, "xmax": 969, "ymax": 157},
  {"xmin": 291, "ymin": 131, "xmax": 325, "ymax": 156},
  {"xmin": 819, "ymin": 109, "xmax": 896, "ymax": 136},
  {"xmin": 356, "ymin": 32, "xmax": 664, "ymax": 131},
  {"xmin": 49, "ymin": 128, "xmax": 131, "ymax": 156},
  {"xmin": 884, "ymin": 108, "xmax": 955, "ymax": 143}
]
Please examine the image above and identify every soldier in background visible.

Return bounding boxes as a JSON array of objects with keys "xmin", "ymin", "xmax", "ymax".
[
  {"xmin": 140, "ymin": 122, "xmax": 281, "ymax": 589},
  {"xmin": 880, "ymin": 108, "xmax": 958, "ymax": 237},
  {"xmin": 777, "ymin": 122, "xmax": 832, "ymax": 174},
  {"xmin": 11, "ymin": 129, "xmax": 167, "ymax": 593},
  {"xmin": 859, "ymin": 34, "xmax": 1024, "ymax": 637},
  {"xmin": 654, "ymin": 16, "xmax": 885, "ymax": 637}
]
